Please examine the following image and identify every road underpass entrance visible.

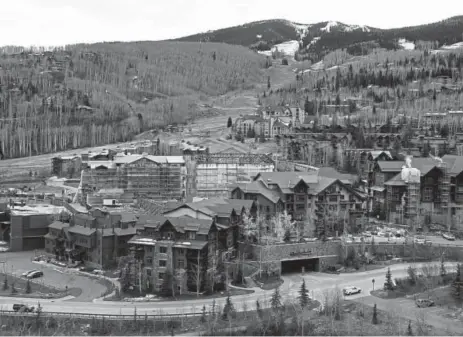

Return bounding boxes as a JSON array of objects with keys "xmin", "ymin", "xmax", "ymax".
[{"xmin": 281, "ymin": 257, "xmax": 320, "ymax": 274}]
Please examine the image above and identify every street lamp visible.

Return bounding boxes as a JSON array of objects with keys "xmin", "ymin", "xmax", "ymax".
[{"xmin": 372, "ymin": 278, "xmax": 375, "ymax": 291}]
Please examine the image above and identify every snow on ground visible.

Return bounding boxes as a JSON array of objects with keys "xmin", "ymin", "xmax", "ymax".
[
  {"xmin": 289, "ymin": 22, "xmax": 312, "ymax": 40},
  {"xmin": 398, "ymin": 38, "xmax": 415, "ymax": 50},
  {"xmin": 345, "ymin": 25, "xmax": 371, "ymax": 32},
  {"xmin": 441, "ymin": 42, "xmax": 463, "ymax": 49},
  {"xmin": 258, "ymin": 40, "xmax": 300, "ymax": 57},
  {"xmin": 306, "ymin": 36, "xmax": 321, "ymax": 50},
  {"xmin": 321, "ymin": 21, "xmax": 339, "ymax": 33},
  {"xmin": 311, "ymin": 61, "xmax": 325, "ymax": 70}
]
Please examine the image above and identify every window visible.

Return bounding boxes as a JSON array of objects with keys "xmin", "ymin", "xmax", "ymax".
[
  {"xmin": 318, "ymin": 195, "xmax": 324, "ymax": 202},
  {"xmin": 266, "ymin": 206, "xmax": 270, "ymax": 213},
  {"xmin": 160, "ymin": 246, "xmax": 167, "ymax": 254},
  {"xmin": 159, "ymin": 260, "xmax": 167, "ymax": 267},
  {"xmin": 146, "ymin": 269, "xmax": 152, "ymax": 276},
  {"xmin": 146, "ymin": 257, "xmax": 153, "ymax": 265},
  {"xmin": 329, "ymin": 196, "xmax": 337, "ymax": 202},
  {"xmin": 423, "ymin": 187, "xmax": 433, "ymax": 202},
  {"xmin": 147, "ymin": 247, "xmax": 153, "ymax": 253},
  {"xmin": 296, "ymin": 195, "xmax": 305, "ymax": 202},
  {"xmin": 178, "ymin": 259, "xmax": 185, "ymax": 269},
  {"xmin": 188, "ymin": 232, "xmax": 196, "ymax": 240},
  {"xmin": 340, "ymin": 195, "xmax": 345, "ymax": 200},
  {"xmin": 158, "ymin": 272, "xmax": 165, "ymax": 280}
]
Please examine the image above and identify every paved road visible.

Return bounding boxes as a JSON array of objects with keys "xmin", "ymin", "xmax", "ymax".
[
  {"xmin": 0, "ymin": 252, "xmax": 108, "ymax": 301},
  {"xmin": 0, "ymin": 262, "xmax": 458, "ymax": 317}
]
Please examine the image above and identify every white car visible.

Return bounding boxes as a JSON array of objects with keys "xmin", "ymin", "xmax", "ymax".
[
  {"xmin": 442, "ymin": 233, "xmax": 456, "ymax": 241},
  {"xmin": 21, "ymin": 270, "xmax": 39, "ymax": 278},
  {"xmin": 343, "ymin": 286, "xmax": 362, "ymax": 296}
]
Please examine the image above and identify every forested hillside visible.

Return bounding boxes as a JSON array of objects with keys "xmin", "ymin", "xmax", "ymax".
[
  {"xmin": 262, "ymin": 47, "xmax": 463, "ymax": 152},
  {"xmin": 0, "ymin": 42, "xmax": 266, "ymax": 159}
]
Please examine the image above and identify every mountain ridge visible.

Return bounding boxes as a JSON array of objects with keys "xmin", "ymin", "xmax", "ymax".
[{"xmin": 173, "ymin": 16, "xmax": 463, "ymax": 61}]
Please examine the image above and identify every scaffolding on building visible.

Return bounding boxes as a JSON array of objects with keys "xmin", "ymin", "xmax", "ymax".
[
  {"xmin": 438, "ymin": 160, "xmax": 452, "ymax": 231},
  {"xmin": 405, "ymin": 181, "xmax": 420, "ymax": 232}
]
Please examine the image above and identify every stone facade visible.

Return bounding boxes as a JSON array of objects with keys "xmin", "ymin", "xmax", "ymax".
[{"xmin": 239, "ymin": 241, "xmax": 341, "ymax": 274}]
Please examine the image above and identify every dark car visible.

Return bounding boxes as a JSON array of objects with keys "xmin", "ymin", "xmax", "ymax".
[
  {"xmin": 13, "ymin": 304, "xmax": 35, "ymax": 312},
  {"xmin": 415, "ymin": 299, "xmax": 435, "ymax": 308}
]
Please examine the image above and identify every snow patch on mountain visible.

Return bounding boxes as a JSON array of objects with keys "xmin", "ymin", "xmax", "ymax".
[
  {"xmin": 258, "ymin": 40, "xmax": 300, "ymax": 57},
  {"xmin": 321, "ymin": 21, "xmax": 339, "ymax": 33},
  {"xmin": 306, "ymin": 36, "xmax": 321, "ymax": 50},
  {"xmin": 398, "ymin": 38, "xmax": 415, "ymax": 50},
  {"xmin": 290, "ymin": 22, "xmax": 312, "ymax": 40},
  {"xmin": 345, "ymin": 25, "xmax": 371, "ymax": 32}
]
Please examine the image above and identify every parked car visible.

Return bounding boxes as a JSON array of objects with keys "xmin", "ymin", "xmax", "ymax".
[
  {"xmin": 26, "ymin": 271, "xmax": 43, "ymax": 279},
  {"xmin": 13, "ymin": 304, "xmax": 35, "ymax": 312},
  {"xmin": 343, "ymin": 286, "xmax": 362, "ymax": 296},
  {"xmin": 442, "ymin": 233, "xmax": 456, "ymax": 241},
  {"xmin": 21, "ymin": 270, "xmax": 39, "ymax": 278},
  {"xmin": 414, "ymin": 236, "xmax": 426, "ymax": 245},
  {"xmin": 415, "ymin": 299, "xmax": 435, "ymax": 308}
]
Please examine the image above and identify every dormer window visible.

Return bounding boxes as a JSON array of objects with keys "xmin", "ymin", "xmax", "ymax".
[{"xmin": 187, "ymin": 232, "xmax": 196, "ymax": 240}]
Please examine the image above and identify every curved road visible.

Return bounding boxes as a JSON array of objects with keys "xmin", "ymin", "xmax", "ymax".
[{"xmin": 0, "ymin": 262, "xmax": 458, "ymax": 316}]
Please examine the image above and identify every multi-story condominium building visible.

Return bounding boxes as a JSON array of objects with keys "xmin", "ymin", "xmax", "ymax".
[
  {"xmin": 230, "ymin": 171, "xmax": 365, "ymax": 231},
  {"xmin": 128, "ymin": 216, "xmax": 219, "ymax": 293}
]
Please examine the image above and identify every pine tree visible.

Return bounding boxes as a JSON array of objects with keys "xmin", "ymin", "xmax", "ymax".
[
  {"xmin": 407, "ymin": 320, "xmax": 413, "ymax": 336},
  {"xmin": 227, "ymin": 117, "xmax": 232, "ymax": 128},
  {"xmin": 267, "ymin": 76, "xmax": 271, "ymax": 90},
  {"xmin": 372, "ymin": 304, "xmax": 378, "ymax": 324},
  {"xmin": 270, "ymin": 286, "xmax": 282, "ymax": 311},
  {"xmin": 384, "ymin": 267, "xmax": 394, "ymax": 291},
  {"xmin": 200, "ymin": 305, "xmax": 206, "ymax": 323},
  {"xmin": 440, "ymin": 258, "xmax": 447, "ymax": 278},
  {"xmin": 452, "ymin": 264, "xmax": 462, "ymax": 300},
  {"xmin": 298, "ymin": 279, "xmax": 310, "ymax": 308},
  {"xmin": 222, "ymin": 292, "xmax": 235, "ymax": 320}
]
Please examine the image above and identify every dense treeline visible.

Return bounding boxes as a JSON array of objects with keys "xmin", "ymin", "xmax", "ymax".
[{"xmin": 0, "ymin": 42, "xmax": 266, "ymax": 158}]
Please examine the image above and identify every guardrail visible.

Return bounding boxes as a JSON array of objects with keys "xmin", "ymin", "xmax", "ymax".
[{"xmin": 0, "ymin": 310, "xmax": 200, "ymax": 320}]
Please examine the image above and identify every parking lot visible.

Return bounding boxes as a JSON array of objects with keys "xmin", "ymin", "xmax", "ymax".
[{"xmin": 0, "ymin": 251, "xmax": 109, "ymax": 302}]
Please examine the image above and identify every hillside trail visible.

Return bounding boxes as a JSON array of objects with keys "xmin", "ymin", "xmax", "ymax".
[{"xmin": 0, "ymin": 60, "xmax": 297, "ymax": 175}]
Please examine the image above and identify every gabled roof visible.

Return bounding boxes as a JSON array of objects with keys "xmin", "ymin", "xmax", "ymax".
[
  {"xmin": 232, "ymin": 181, "xmax": 282, "ymax": 204},
  {"xmin": 370, "ymin": 150, "xmax": 393, "ymax": 160},
  {"xmin": 164, "ymin": 198, "xmax": 254, "ymax": 218},
  {"xmin": 317, "ymin": 167, "xmax": 357, "ymax": 184},
  {"xmin": 173, "ymin": 240, "xmax": 208, "ymax": 250},
  {"xmin": 128, "ymin": 235, "xmax": 156, "ymax": 246},
  {"xmin": 384, "ymin": 173, "xmax": 406, "ymax": 186},
  {"xmin": 254, "ymin": 172, "xmax": 317, "ymax": 193},
  {"xmin": 158, "ymin": 217, "xmax": 215, "ymax": 236},
  {"xmin": 377, "ymin": 161, "xmax": 404, "ymax": 172},
  {"xmin": 49, "ymin": 221, "xmax": 70, "ymax": 230},
  {"xmin": 68, "ymin": 225, "xmax": 96, "ymax": 236},
  {"xmin": 442, "ymin": 155, "xmax": 463, "ymax": 175}
]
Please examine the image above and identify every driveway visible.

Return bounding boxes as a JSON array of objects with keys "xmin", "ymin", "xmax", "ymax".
[{"xmin": 0, "ymin": 251, "xmax": 108, "ymax": 301}]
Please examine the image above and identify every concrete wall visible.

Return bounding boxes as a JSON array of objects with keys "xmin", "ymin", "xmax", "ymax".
[{"xmin": 239, "ymin": 241, "xmax": 341, "ymax": 274}]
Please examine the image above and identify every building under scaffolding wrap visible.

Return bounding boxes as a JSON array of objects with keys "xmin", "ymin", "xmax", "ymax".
[
  {"xmin": 186, "ymin": 153, "xmax": 275, "ymax": 198},
  {"xmin": 401, "ymin": 157, "xmax": 421, "ymax": 231},
  {"xmin": 79, "ymin": 154, "xmax": 186, "ymax": 203}
]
